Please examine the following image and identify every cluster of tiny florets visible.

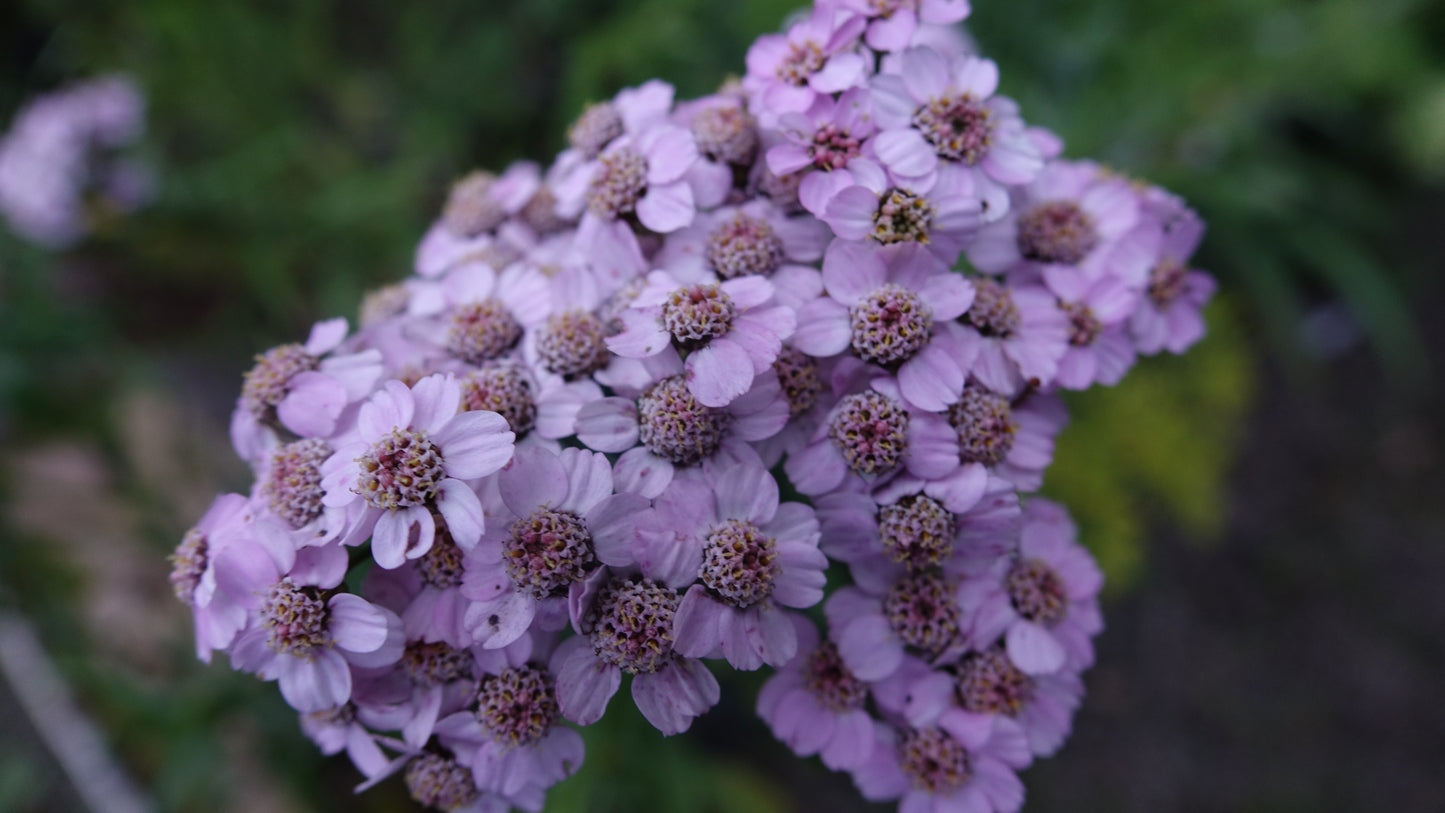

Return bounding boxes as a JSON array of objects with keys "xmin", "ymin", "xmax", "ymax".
[
  {"xmin": 828, "ymin": 391, "xmax": 910, "ymax": 476},
  {"xmin": 638, "ymin": 375, "xmax": 732, "ymax": 464},
  {"xmin": 505, "ymin": 508, "xmax": 595, "ymax": 597},
  {"xmin": 460, "ymin": 364, "xmax": 537, "ymax": 435},
  {"xmin": 355, "ymin": 429, "xmax": 445, "ymax": 510},
  {"xmin": 706, "ymin": 214, "xmax": 785, "ymax": 278},
  {"xmin": 264, "ymin": 438, "xmax": 332, "ymax": 528},
  {"xmin": 475, "ymin": 666, "xmax": 560, "ymax": 750},
  {"xmin": 181, "ymin": 4, "xmax": 1212, "ymax": 810},
  {"xmin": 589, "ymin": 578, "xmax": 679, "ymax": 675}
]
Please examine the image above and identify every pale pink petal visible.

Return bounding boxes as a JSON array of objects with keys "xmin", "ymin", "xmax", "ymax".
[
  {"xmin": 277, "ymin": 372, "xmax": 345, "ymax": 438},
  {"xmin": 672, "ymin": 585, "xmax": 726, "ymax": 658},
  {"xmin": 686, "ymin": 339, "xmax": 754, "ymax": 407},
  {"xmin": 873, "ymin": 128, "xmax": 938, "ymax": 179},
  {"xmin": 767, "ymin": 143, "xmax": 813, "ymax": 176},
  {"xmin": 791, "ymin": 298, "xmax": 852, "ymax": 357},
  {"xmin": 1006, "ymin": 620, "xmax": 1066, "ymax": 675},
  {"xmin": 436, "ymin": 479, "xmax": 485, "ymax": 549},
  {"xmin": 631, "ymin": 656, "xmax": 720, "ymax": 735},
  {"xmin": 559, "ymin": 447, "xmax": 614, "ymax": 515},
  {"xmin": 822, "ymin": 238, "xmax": 888, "ymax": 304},
  {"xmin": 435, "ymin": 410, "xmax": 516, "ymax": 480},
  {"xmin": 500, "ymin": 445, "xmax": 568, "ymax": 515},
  {"xmin": 575, "ymin": 398, "xmax": 640, "ymax": 453},
  {"xmin": 798, "ymin": 169, "xmax": 857, "ymax": 219},
  {"xmin": 611, "ymin": 446, "xmax": 673, "ymax": 498},
  {"xmin": 645, "ymin": 127, "xmax": 700, "ymax": 185},
  {"xmin": 713, "ymin": 461, "xmax": 780, "ymax": 524},
  {"xmin": 556, "ymin": 646, "xmax": 622, "ymax": 726},
  {"xmin": 586, "ymin": 492, "xmax": 648, "ymax": 566},
  {"xmin": 955, "ymin": 56, "xmax": 999, "ymax": 99},
  {"xmin": 358, "ymin": 379, "xmax": 413, "ymax": 440},
  {"xmin": 901, "ymin": 46, "xmax": 949, "ymax": 101},
  {"xmin": 371, "ymin": 509, "xmax": 414, "ymax": 570},
  {"xmin": 820, "ymin": 708, "xmax": 876, "ymax": 770},
  {"xmin": 303, "ymin": 317, "xmax": 349, "ymax": 355},
  {"xmin": 918, "ymin": 272, "xmax": 975, "ymax": 320},
  {"xmin": 897, "ymin": 342, "xmax": 965, "ymax": 412},
  {"xmin": 606, "ymin": 309, "xmax": 671, "ymax": 358},
  {"xmin": 328, "ymin": 593, "xmax": 390, "ymax": 654},
  {"xmin": 837, "ymin": 614, "xmax": 903, "ymax": 682},
  {"xmin": 637, "ymin": 181, "xmax": 695, "ymax": 234},
  {"xmin": 277, "ymin": 650, "xmax": 351, "ymax": 713},
  {"xmin": 824, "ymin": 186, "xmax": 880, "ymax": 241},
  {"xmin": 865, "ymin": 9, "xmax": 917, "ymax": 51},
  {"xmin": 809, "ymin": 52, "xmax": 866, "ymax": 94},
  {"xmin": 410, "ymin": 374, "xmax": 462, "ymax": 435}
]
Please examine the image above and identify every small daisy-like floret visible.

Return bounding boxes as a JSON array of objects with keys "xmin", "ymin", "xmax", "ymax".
[
  {"xmin": 607, "ymin": 271, "xmax": 796, "ymax": 408},
  {"xmin": 319, "ymin": 375, "xmax": 514, "ymax": 570}
]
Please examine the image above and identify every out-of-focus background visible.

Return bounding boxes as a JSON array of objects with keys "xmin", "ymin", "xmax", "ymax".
[{"xmin": 1, "ymin": 1, "xmax": 1442, "ymax": 811}]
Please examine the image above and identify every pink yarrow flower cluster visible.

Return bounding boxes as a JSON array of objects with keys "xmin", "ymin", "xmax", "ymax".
[
  {"xmin": 176, "ymin": 2, "xmax": 1214, "ymax": 811},
  {"xmin": 0, "ymin": 74, "xmax": 152, "ymax": 247}
]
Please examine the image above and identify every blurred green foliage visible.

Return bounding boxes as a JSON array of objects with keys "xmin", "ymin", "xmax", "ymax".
[{"xmin": 2, "ymin": 0, "xmax": 1442, "ymax": 811}]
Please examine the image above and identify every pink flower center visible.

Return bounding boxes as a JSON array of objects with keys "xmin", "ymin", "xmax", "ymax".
[
  {"xmin": 871, "ymin": 189, "xmax": 934, "ymax": 244},
  {"xmin": 705, "ymin": 213, "xmax": 785, "ymax": 279},
  {"xmin": 568, "ymin": 101, "xmax": 624, "ymax": 159},
  {"xmin": 417, "ymin": 521, "xmax": 465, "ymax": 589},
  {"xmin": 878, "ymin": 495, "xmax": 955, "ymax": 570},
  {"xmin": 1148, "ymin": 256, "xmax": 1188, "ymax": 306},
  {"xmin": 963, "ymin": 278, "xmax": 1020, "ymax": 337},
  {"xmin": 809, "ymin": 123, "xmax": 861, "ymax": 170},
  {"xmin": 1017, "ymin": 200, "xmax": 1098, "ymax": 265},
  {"xmin": 803, "ymin": 641, "xmax": 868, "ymax": 712},
  {"xmin": 849, "ymin": 283, "xmax": 933, "ymax": 365},
  {"xmin": 913, "ymin": 94, "xmax": 995, "ymax": 165},
  {"xmin": 692, "ymin": 104, "xmax": 758, "ymax": 166},
  {"xmin": 1063, "ymin": 301, "xmax": 1103, "ymax": 347},
  {"xmin": 760, "ymin": 165, "xmax": 805, "ymax": 210},
  {"xmin": 1006, "ymin": 557, "xmax": 1068, "ymax": 625},
  {"xmin": 537, "ymin": 310, "xmax": 610, "ymax": 378},
  {"xmin": 355, "ymin": 428, "xmax": 445, "ymax": 510},
  {"xmin": 776, "ymin": 40, "xmax": 826, "ymax": 86},
  {"xmin": 260, "ymin": 579, "xmax": 331, "ymax": 657},
  {"xmin": 264, "ymin": 438, "xmax": 332, "ymax": 529},
  {"xmin": 475, "ymin": 665, "xmax": 560, "ymax": 750},
  {"xmin": 360, "ymin": 283, "xmax": 409, "ymax": 328},
  {"xmin": 828, "ymin": 391, "xmax": 910, "ymax": 477},
  {"xmin": 404, "ymin": 753, "xmax": 479, "ymax": 812},
  {"xmin": 402, "ymin": 640, "xmax": 474, "ymax": 686},
  {"xmin": 883, "ymin": 571, "xmax": 962, "ymax": 655},
  {"xmin": 586, "ymin": 146, "xmax": 648, "ymax": 220},
  {"xmin": 440, "ymin": 170, "xmax": 504, "ymax": 237},
  {"xmin": 460, "ymin": 363, "xmax": 537, "ymax": 435},
  {"xmin": 588, "ymin": 577, "xmax": 679, "ymax": 675},
  {"xmin": 774, "ymin": 346, "xmax": 822, "ymax": 417},
  {"xmin": 662, "ymin": 283, "xmax": 736, "ymax": 348},
  {"xmin": 947, "ymin": 383, "xmax": 1017, "ymax": 466},
  {"xmin": 241, "ymin": 343, "xmax": 318, "ymax": 418},
  {"xmin": 505, "ymin": 508, "xmax": 595, "ymax": 598},
  {"xmin": 447, "ymin": 298, "xmax": 522, "ymax": 363},
  {"xmin": 956, "ymin": 647, "xmax": 1033, "ymax": 716},
  {"xmin": 637, "ymin": 375, "xmax": 733, "ymax": 465},
  {"xmin": 899, "ymin": 727, "xmax": 973, "ymax": 794},
  {"xmin": 169, "ymin": 528, "xmax": 207, "ymax": 604},
  {"xmin": 701, "ymin": 519, "xmax": 780, "ymax": 608},
  {"xmin": 521, "ymin": 185, "xmax": 570, "ymax": 235},
  {"xmin": 599, "ymin": 276, "xmax": 648, "ymax": 330}
]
